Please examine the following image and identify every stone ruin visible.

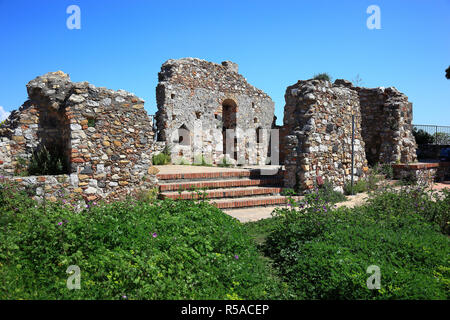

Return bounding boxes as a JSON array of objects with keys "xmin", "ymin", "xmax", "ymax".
[
  {"xmin": 356, "ymin": 86, "xmax": 417, "ymax": 165},
  {"xmin": 0, "ymin": 58, "xmax": 419, "ymax": 202},
  {"xmin": 155, "ymin": 58, "xmax": 275, "ymax": 165},
  {"xmin": 282, "ymin": 78, "xmax": 417, "ymax": 191},
  {"xmin": 0, "ymin": 71, "xmax": 158, "ymax": 202},
  {"xmin": 283, "ymin": 79, "xmax": 368, "ymax": 191}
]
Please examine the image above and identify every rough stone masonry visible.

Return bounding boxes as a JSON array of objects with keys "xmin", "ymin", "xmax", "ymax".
[
  {"xmin": 155, "ymin": 58, "xmax": 275, "ymax": 165},
  {"xmin": 0, "ymin": 59, "xmax": 419, "ymax": 202},
  {"xmin": 0, "ymin": 71, "xmax": 158, "ymax": 202},
  {"xmin": 282, "ymin": 78, "xmax": 417, "ymax": 192},
  {"xmin": 283, "ymin": 79, "xmax": 368, "ymax": 191}
]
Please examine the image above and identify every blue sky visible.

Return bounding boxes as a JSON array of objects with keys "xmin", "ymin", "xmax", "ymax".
[{"xmin": 0, "ymin": 0, "xmax": 449, "ymax": 125}]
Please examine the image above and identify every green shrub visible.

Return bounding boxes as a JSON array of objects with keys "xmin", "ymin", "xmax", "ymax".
[
  {"xmin": 27, "ymin": 145, "xmax": 67, "ymax": 175},
  {"xmin": 344, "ymin": 179, "xmax": 367, "ymax": 195},
  {"xmin": 281, "ymin": 188, "xmax": 296, "ymax": 197},
  {"xmin": 372, "ymin": 163, "xmax": 393, "ymax": 179},
  {"xmin": 193, "ymin": 154, "xmax": 212, "ymax": 166},
  {"xmin": 152, "ymin": 145, "xmax": 172, "ymax": 165},
  {"xmin": 313, "ymin": 73, "xmax": 332, "ymax": 81},
  {"xmin": 14, "ymin": 156, "xmax": 29, "ymax": 176},
  {"xmin": 316, "ymin": 181, "xmax": 347, "ymax": 203},
  {"xmin": 0, "ymin": 189, "xmax": 285, "ymax": 299},
  {"xmin": 412, "ymin": 128, "xmax": 434, "ymax": 145},
  {"xmin": 135, "ymin": 187, "xmax": 159, "ymax": 202},
  {"xmin": 152, "ymin": 153, "xmax": 171, "ymax": 165},
  {"xmin": 263, "ymin": 187, "xmax": 450, "ymax": 299},
  {"xmin": 218, "ymin": 157, "xmax": 232, "ymax": 167}
]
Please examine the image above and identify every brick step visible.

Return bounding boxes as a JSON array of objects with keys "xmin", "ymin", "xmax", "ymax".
[
  {"xmin": 159, "ymin": 186, "xmax": 282, "ymax": 200},
  {"xmin": 210, "ymin": 195, "xmax": 288, "ymax": 209},
  {"xmin": 156, "ymin": 170, "xmax": 283, "ymax": 182},
  {"xmin": 158, "ymin": 178, "xmax": 282, "ymax": 192}
]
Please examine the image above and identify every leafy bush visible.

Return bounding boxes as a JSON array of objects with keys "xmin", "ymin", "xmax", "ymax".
[
  {"xmin": 263, "ymin": 187, "xmax": 450, "ymax": 299},
  {"xmin": 313, "ymin": 73, "xmax": 332, "ymax": 81},
  {"xmin": 27, "ymin": 145, "xmax": 67, "ymax": 175},
  {"xmin": 344, "ymin": 179, "xmax": 367, "ymax": 195},
  {"xmin": 193, "ymin": 154, "xmax": 212, "ymax": 166},
  {"xmin": 283, "ymin": 182, "xmax": 346, "ymax": 204},
  {"xmin": 14, "ymin": 156, "xmax": 29, "ymax": 176},
  {"xmin": 373, "ymin": 163, "xmax": 393, "ymax": 179},
  {"xmin": 135, "ymin": 187, "xmax": 159, "ymax": 202},
  {"xmin": 434, "ymin": 132, "xmax": 450, "ymax": 145},
  {"xmin": 152, "ymin": 145, "xmax": 172, "ymax": 165},
  {"xmin": 152, "ymin": 153, "xmax": 171, "ymax": 165},
  {"xmin": 0, "ymin": 189, "xmax": 285, "ymax": 299},
  {"xmin": 281, "ymin": 188, "xmax": 296, "ymax": 197},
  {"xmin": 413, "ymin": 128, "xmax": 434, "ymax": 145},
  {"xmin": 316, "ymin": 181, "xmax": 347, "ymax": 203},
  {"xmin": 218, "ymin": 157, "xmax": 232, "ymax": 167}
]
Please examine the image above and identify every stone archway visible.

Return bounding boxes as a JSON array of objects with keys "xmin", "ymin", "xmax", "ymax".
[{"xmin": 222, "ymin": 99, "xmax": 237, "ymax": 160}]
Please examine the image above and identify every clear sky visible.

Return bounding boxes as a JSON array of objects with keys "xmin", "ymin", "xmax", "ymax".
[{"xmin": 0, "ymin": 0, "xmax": 449, "ymax": 125}]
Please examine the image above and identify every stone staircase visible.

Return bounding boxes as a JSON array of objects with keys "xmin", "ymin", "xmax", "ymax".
[{"xmin": 156, "ymin": 168, "xmax": 288, "ymax": 209}]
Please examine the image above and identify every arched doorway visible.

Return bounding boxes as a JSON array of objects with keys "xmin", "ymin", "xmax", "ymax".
[{"xmin": 222, "ymin": 99, "xmax": 237, "ymax": 160}]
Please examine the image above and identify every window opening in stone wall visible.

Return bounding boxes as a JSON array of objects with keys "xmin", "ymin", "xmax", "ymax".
[
  {"xmin": 256, "ymin": 127, "xmax": 262, "ymax": 144},
  {"xmin": 176, "ymin": 124, "xmax": 191, "ymax": 146},
  {"xmin": 30, "ymin": 107, "xmax": 71, "ymax": 175}
]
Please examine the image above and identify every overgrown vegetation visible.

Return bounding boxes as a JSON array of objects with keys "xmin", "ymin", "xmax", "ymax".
[
  {"xmin": 193, "ymin": 154, "xmax": 213, "ymax": 167},
  {"xmin": 152, "ymin": 145, "xmax": 172, "ymax": 165},
  {"xmin": 373, "ymin": 163, "xmax": 394, "ymax": 179},
  {"xmin": 313, "ymin": 73, "xmax": 332, "ymax": 81},
  {"xmin": 261, "ymin": 186, "xmax": 449, "ymax": 299},
  {"xmin": 1, "ymin": 175, "xmax": 448, "ymax": 300},
  {"xmin": 412, "ymin": 128, "xmax": 450, "ymax": 151},
  {"xmin": 0, "ymin": 180, "xmax": 286, "ymax": 299},
  {"xmin": 175, "ymin": 157, "xmax": 189, "ymax": 165},
  {"xmin": 344, "ymin": 179, "xmax": 368, "ymax": 195},
  {"xmin": 315, "ymin": 181, "xmax": 347, "ymax": 203},
  {"xmin": 27, "ymin": 145, "xmax": 67, "ymax": 175},
  {"xmin": 218, "ymin": 157, "xmax": 232, "ymax": 167},
  {"xmin": 283, "ymin": 181, "xmax": 347, "ymax": 204},
  {"xmin": 14, "ymin": 146, "xmax": 67, "ymax": 176}
]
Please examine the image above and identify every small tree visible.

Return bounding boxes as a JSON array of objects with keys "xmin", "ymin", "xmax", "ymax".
[
  {"xmin": 313, "ymin": 73, "xmax": 332, "ymax": 81},
  {"xmin": 28, "ymin": 145, "xmax": 67, "ymax": 175},
  {"xmin": 412, "ymin": 128, "xmax": 434, "ymax": 145},
  {"xmin": 352, "ymin": 74, "xmax": 363, "ymax": 86}
]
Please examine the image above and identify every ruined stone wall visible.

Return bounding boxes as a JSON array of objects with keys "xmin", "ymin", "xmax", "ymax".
[
  {"xmin": 357, "ymin": 86, "xmax": 417, "ymax": 165},
  {"xmin": 155, "ymin": 58, "xmax": 275, "ymax": 165},
  {"xmin": 283, "ymin": 79, "xmax": 368, "ymax": 192},
  {"xmin": 0, "ymin": 71, "xmax": 158, "ymax": 202}
]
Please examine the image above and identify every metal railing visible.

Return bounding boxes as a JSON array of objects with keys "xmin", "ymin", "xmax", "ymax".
[{"xmin": 413, "ymin": 124, "xmax": 450, "ymax": 145}]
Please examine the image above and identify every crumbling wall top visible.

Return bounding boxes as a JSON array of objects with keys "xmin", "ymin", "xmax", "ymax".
[{"xmin": 157, "ymin": 57, "xmax": 269, "ymax": 98}]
